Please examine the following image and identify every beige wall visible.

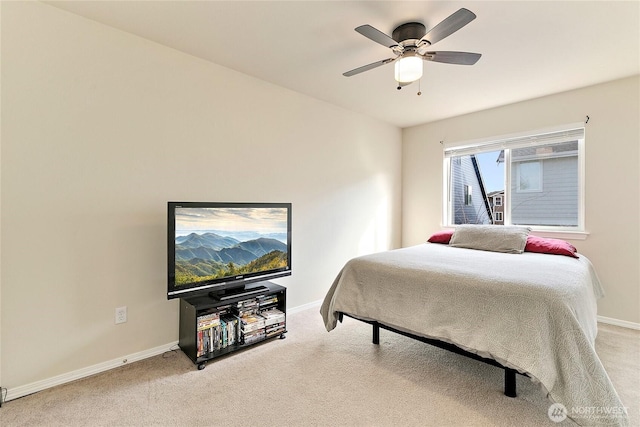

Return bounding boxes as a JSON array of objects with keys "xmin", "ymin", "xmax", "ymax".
[
  {"xmin": 0, "ymin": 2, "xmax": 401, "ymax": 391},
  {"xmin": 402, "ymin": 75, "xmax": 640, "ymax": 324}
]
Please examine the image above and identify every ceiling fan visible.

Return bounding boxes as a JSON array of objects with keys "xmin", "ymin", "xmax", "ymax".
[{"xmin": 343, "ymin": 8, "xmax": 482, "ymax": 89}]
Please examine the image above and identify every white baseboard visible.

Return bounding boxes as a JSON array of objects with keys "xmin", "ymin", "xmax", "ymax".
[
  {"xmin": 287, "ymin": 299, "xmax": 321, "ymax": 314},
  {"xmin": 597, "ymin": 315, "xmax": 640, "ymax": 330},
  {"xmin": 5, "ymin": 341, "xmax": 178, "ymax": 403}
]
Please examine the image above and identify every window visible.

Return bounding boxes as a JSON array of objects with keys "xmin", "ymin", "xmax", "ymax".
[
  {"xmin": 516, "ymin": 161, "xmax": 542, "ymax": 192},
  {"xmin": 464, "ymin": 185, "xmax": 472, "ymax": 205},
  {"xmin": 443, "ymin": 125, "xmax": 585, "ymax": 231}
]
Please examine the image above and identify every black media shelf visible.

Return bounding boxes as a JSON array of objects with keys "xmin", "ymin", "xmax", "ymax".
[{"xmin": 179, "ymin": 281, "xmax": 286, "ymax": 370}]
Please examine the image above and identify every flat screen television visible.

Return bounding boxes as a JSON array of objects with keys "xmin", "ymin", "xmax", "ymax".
[{"xmin": 167, "ymin": 202, "xmax": 291, "ymax": 300}]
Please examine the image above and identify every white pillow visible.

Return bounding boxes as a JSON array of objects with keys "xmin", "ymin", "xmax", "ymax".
[{"xmin": 449, "ymin": 225, "xmax": 531, "ymax": 254}]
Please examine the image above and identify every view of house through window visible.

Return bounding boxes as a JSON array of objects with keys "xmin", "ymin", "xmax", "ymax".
[{"xmin": 444, "ymin": 127, "xmax": 584, "ymax": 230}]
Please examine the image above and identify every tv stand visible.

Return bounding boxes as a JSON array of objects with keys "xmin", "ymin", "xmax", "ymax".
[
  {"xmin": 208, "ymin": 283, "xmax": 270, "ymax": 301},
  {"xmin": 179, "ymin": 281, "xmax": 286, "ymax": 370}
]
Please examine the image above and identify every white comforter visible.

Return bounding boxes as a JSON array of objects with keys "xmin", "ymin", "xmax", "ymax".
[{"xmin": 320, "ymin": 244, "xmax": 627, "ymax": 426}]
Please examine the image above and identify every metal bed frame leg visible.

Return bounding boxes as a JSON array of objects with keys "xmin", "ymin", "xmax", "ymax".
[
  {"xmin": 504, "ymin": 368, "xmax": 517, "ymax": 397},
  {"xmin": 373, "ymin": 322, "xmax": 380, "ymax": 345}
]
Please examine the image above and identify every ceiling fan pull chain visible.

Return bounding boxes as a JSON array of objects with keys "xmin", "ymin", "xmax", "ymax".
[{"xmin": 417, "ymin": 79, "xmax": 422, "ymax": 96}]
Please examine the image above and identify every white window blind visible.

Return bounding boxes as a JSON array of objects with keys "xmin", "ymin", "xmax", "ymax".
[{"xmin": 444, "ymin": 127, "xmax": 585, "ymax": 158}]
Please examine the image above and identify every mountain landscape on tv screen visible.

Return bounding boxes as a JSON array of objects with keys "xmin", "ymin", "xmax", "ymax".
[{"xmin": 175, "ymin": 232, "xmax": 288, "ymax": 286}]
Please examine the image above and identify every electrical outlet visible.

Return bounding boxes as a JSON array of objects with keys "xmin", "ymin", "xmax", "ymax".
[{"xmin": 115, "ymin": 306, "xmax": 127, "ymax": 324}]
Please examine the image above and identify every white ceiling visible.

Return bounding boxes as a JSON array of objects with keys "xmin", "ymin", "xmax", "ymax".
[{"xmin": 45, "ymin": 1, "xmax": 640, "ymax": 128}]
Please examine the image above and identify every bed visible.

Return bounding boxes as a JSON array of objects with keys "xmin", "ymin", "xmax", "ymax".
[{"xmin": 320, "ymin": 228, "xmax": 628, "ymax": 427}]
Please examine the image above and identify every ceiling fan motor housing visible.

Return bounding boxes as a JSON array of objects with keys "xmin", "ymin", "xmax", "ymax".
[{"xmin": 392, "ymin": 22, "xmax": 427, "ymax": 44}]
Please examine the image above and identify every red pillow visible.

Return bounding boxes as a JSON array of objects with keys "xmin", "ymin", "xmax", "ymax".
[
  {"xmin": 524, "ymin": 235, "xmax": 578, "ymax": 258},
  {"xmin": 428, "ymin": 230, "xmax": 454, "ymax": 244}
]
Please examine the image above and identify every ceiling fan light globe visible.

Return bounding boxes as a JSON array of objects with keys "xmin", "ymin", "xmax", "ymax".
[{"xmin": 394, "ymin": 56, "xmax": 423, "ymax": 83}]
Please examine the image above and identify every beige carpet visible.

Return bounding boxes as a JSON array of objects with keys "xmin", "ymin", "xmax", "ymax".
[{"xmin": 1, "ymin": 307, "xmax": 638, "ymax": 426}]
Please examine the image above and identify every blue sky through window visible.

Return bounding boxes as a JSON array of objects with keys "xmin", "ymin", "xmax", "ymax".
[{"xmin": 475, "ymin": 151, "xmax": 504, "ymax": 193}]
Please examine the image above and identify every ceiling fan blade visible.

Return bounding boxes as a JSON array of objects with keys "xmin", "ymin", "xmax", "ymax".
[
  {"xmin": 343, "ymin": 58, "xmax": 396, "ymax": 77},
  {"xmin": 423, "ymin": 51, "xmax": 481, "ymax": 65},
  {"xmin": 355, "ymin": 25, "xmax": 398, "ymax": 48},
  {"xmin": 421, "ymin": 8, "xmax": 476, "ymax": 46}
]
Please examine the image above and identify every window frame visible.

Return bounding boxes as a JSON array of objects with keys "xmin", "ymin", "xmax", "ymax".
[{"xmin": 442, "ymin": 123, "xmax": 586, "ymax": 237}]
